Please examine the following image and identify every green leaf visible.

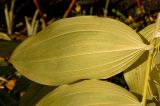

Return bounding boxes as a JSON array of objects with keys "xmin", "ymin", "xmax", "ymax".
[
  {"xmin": 0, "ymin": 40, "xmax": 20, "ymax": 57},
  {"xmin": 37, "ymin": 80, "xmax": 141, "ymax": 106},
  {"xmin": 10, "ymin": 16, "xmax": 149, "ymax": 85},
  {"xmin": 124, "ymin": 53, "xmax": 155, "ymax": 100},
  {"xmin": 147, "ymin": 103, "xmax": 156, "ymax": 106},
  {"xmin": 124, "ymin": 24, "xmax": 160, "ymax": 104},
  {"xmin": 138, "ymin": 23, "xmax": 155, "ymax": 42},
  {"xmin": 138, "ymin": 23, "xmax": 160, "ymax": 48},
  {"xmin": 155, "ymin": 84, "xmax": 160, "ymax": 105},
  {"xmin": 20, "ymin": 82, "xmax": 56, "ymax": 106}
]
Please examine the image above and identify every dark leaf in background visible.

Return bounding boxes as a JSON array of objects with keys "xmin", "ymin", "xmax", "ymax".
[
  {"xmin": 20, "ymin": 82, "xmax": 56, "ymax": 106},
  {"xmin": 14, "ymin": 76, "xmax": 32, "ymax": 94},
  {"xmin": 0, "ymin": 89, "xmax": 19, "ymax": 106},
  {"xmin": 0, "ymin": 66, "xmax": 10, "ymax": 76},
  {"xmin": 0, "ymin": 40, "xmax": 20, "ymax": 57}
]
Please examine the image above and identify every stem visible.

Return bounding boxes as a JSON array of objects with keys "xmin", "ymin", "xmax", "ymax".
[
  {"xmin": 142, "ymin": 12, "xmax": 160, "ymax": 106},
  {"xmin": 4, "ymin": 0, "xmax": 15, "ymax": 35},
  {"xmin": 63, "ymin": 0, "xmax": 76, "ymax": 18},
  {"xmin": 103, "ymin": 0, "xmax": 110, "ymax": 17},
  {"xmin": 141, "ymin": 46, "xmax": 154, "ymax": 106},
  {"xmin": 33, "ymin": 0, "xmax": 47, "ymax": 26},
  {"xmin": 90, "ymin": 7, "xmax": 93, "ymax": 15},
  {"xmin": 136, "ymin": 0, "xmax": 143, "ymax": 17},
  {"xmin": 4, "ymin": 5, "xmax": 10, "ymax": 34}
]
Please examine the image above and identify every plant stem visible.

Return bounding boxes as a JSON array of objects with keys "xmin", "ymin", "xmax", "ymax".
[
  {"xmin": 103, "ymin": 0, "xmax": 110, "ymax": 17},
  {"xmin": 142, "ymin": 12, "xmax": 160, "ymax": 106},
  {"xmin": 141, "ymin": 46, "xmax": 154, "ymax": 106},
  {"xmin": 63, "ymin": 0, "xmax": 76, "ymax": 18},
  {"xmin": 90, "ymin": 7, "xmax": 93, "ymax": 15},
  {"xmin": 4, "ymin": 0, "xmax": 15, "ymax": 35},
  {"xmin": 136, "ymin": 0, "xmax": 143, "ymax": 17},
  {"xmin": 33, "ymin": 0, "xmax": 47, "ymax": 26}
]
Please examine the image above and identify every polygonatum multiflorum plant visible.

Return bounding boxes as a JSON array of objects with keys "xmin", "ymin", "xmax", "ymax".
[{"xmin": 9, "ymin": 15, "xmax": 160, "ymax": 106}]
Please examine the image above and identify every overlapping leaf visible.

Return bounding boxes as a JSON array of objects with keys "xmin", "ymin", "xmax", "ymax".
[
  {"xmin": 20, "ymin": 82, "xmax": 56, "ymax": 106},
  {"xmin": 125, "ymin": 57, "xmax": 160, "ymax": 105},
  {"xmin": 139, "ymin": 23, "xmax": 155, "ymax": 42},
  {"xmin": 124, "ymin": 23, "xmax": 160, "ymax": 104},
  {"xmin": 124, "ymin": 53, "xmax": 160, "ymax": 101},
  {"xmin": 10, "ymin": 16, "xmax": 149, "ymax": 85},
  {"xmin": 37, "ymin": 80, "xmax": 141, "ymax": 106},
  {"xmin": 0, "ymin": 40, "xmax": 20, "ymax": 57}
]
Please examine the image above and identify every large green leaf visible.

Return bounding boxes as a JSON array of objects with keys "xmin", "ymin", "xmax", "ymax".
[
  {"xmin": 37, "ymin": 80, "xmax": 141, "ymax": 106},
  {"xmin": 124, "ymin": 24, "xmax": 160, "ymax": 104},
  {"xmin": 10, "ymin": 16, "xmax": 149, "ymax": 85}
]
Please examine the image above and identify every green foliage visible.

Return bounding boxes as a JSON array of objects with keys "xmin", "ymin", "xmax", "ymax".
[
  {"xmin": 25, "ymin": 9, "xmax": 39, "ymax": 36},
  {"xmin": 4, "ymin": 0, "xmax": 15, "ymax": 34},
  {"xmin": 0, "ymin": 40, "xmax": 20, "ymax": 57},
  {"xmin": 8, "ymin": 16, "xmax": 160, "ymax": 105},
  {"xmin": 37, "ymin": 80, "xmax": 140, "ymax": 106},
  {"xmin": 9, "ymin": 16, "xmax": 149, "ymax": 85},
  {"xmin": 124, "ymin": 23, "xmax": 160, "ymax": 105},
  {"xmin": 0, "ymin": 32, "xmax": 11, "ymax": 41},
  {"xmin": 20, "ymin": 82, "xmax": 56, "ymax": 106}
]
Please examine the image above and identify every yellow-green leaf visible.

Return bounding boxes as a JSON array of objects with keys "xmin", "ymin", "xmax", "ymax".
[
  {"xmin": 10, "ymin": 16, "xmax": 149, "ymax": 85},
  {"xmin": 139, "ymin": 23, "xmax": 155, "ymax": 42},
  {"xmin": 124, "ymin": 53, "xmax": 155, "ymax": 100},
  {"xmin": 124, "ymin": 24, "xmax": 160, "ymax": 104},
  {"xmin": 37, "ymin": 80, "xmax": 141, "ymax": 106}
]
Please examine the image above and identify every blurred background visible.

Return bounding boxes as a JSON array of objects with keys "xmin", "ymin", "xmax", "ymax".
[{"xmin": 0, "ymin": 0, "xmax": 160, "ymax": 33}]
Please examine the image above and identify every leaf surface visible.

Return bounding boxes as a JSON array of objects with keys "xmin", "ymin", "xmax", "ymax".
[
  {"xmin": 124, "ymin": 24, "xmax": 160, "ymax": 104},
  {"xmin": 37, "ymin": 80, "xmax": 141, "ymax": 106},
  {"xmin": 124, "ymin": 53, "xmax": 154, "ymax": 100},
  {"xmin": 139, "ymin": 23, "xmax": 155, "ymax": 42},
  {"xmin": 10, "ymin": 16, "xmax": 149, "ymax": 85}
]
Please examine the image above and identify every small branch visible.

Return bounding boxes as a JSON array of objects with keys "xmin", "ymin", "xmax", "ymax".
[
  {"xmin": 33, "ymin": 0, "xmax": 47, "ymax": 27},
  {"xmin": 63, "ymin": 0, "xmax": 76, "ymax": 18},
  {"xmin": 141, "ymin": 47, "xmax": 154, "ymax": 106},
  {"xmin": 25, "ymin": 9, "xmax": 39, "ymax": 36},
  {"xmin": 103, "ymin": 0, "xmax": 110, "ymax": 17},
  {"xmin": 136, "ymin": 0, "xmax": 144, "ymax": 17},
  {"xmin": 90, "ymin": 7, "xmax": 93, "ymax": 15},
  {"xmin": 4, "ymin": 0, "xmax": 15, "ymax": 34}
]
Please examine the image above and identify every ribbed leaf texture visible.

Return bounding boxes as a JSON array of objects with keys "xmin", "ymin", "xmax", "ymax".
[
  {"xmin": 124, "ymin": 24, "xmax": 160, "ymax": 105},
  {"xmin": 37, "ymin": 80, "xmax": 141, "ymax": 106},
  {"xmin": 139, "ymin": 23, "xmax": 155, "ymax": 42},
  {"xmin": 10, "ymin": 16, "xmax": 149, "ymax": 85}
]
